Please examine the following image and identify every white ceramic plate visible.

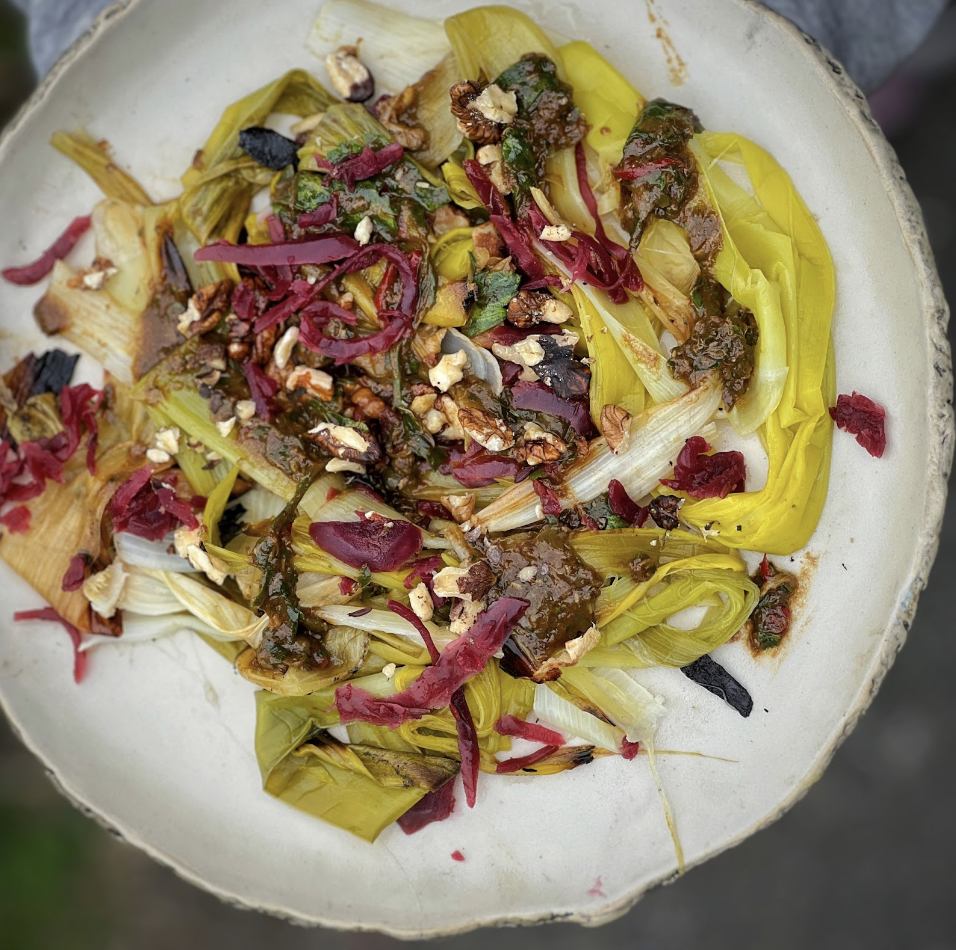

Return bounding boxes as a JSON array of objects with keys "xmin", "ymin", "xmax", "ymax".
[{"xmin": 0, "ymin": 0, "xmax": 951, "ymax": 937}]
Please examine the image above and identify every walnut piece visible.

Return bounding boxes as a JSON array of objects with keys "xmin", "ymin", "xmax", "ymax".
[
  {"xmin": 434, "ymin": 393, "xmax": 465, "ymax": 440},
  {"xmin": 307, "ymin": 422, "xmax": 381, "ymax": 465},
  {"xmin": 325, "ymin": 46, "xmax": 374, "ymax": 102},
  {"xmin": 471, "ymin": 221, "xmax": 506, "ymax": 269},
  {"xmin": 449, "ymin": 80, "xmax": 500, "ymax": 145},
  {"xmin": 287, "ymin": 366, "xmax": 335, "ymax": 401},
  {"xmin": 600, "ymin": 404, "xmax": 632, "ymax": 454},
  {"xmin": 472, "ymin": 84, "xmax": 518, "ymax": 124},
  {"xmin": 178, "ymin": 280, "xmax": 234, "ymax": 338},
  {"xmin": 440, "ymin": 493, "xmax": 475, "ymax": 524},
  {"xmin": 506, "ymin": 289, "xmax": 573, "ymax": 328},
  {"xmin": 372, "ymin": 85, "xmax": 430, "ymax": 151},
  {"xmin": 458, "ymin": 407, "xmax": 515, "ymax": 452},
  {"xmin": 428, "ymin": 350, "xmax": 468, "ymax": 392},
  {"xmin": 516, "ymin": 422, "xmax": 567, "ymax": 466},
  {"xmin": 409, "ymin": 583, "xmax": 434, "ymax": 622},
  {"xmin": 475, "ymin": 143, "xmax": 512, "ymax": 195}
]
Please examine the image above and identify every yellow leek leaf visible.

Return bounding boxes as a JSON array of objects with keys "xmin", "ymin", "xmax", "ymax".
[
  {"xmin": 557, "ymin": 40, "xmax": 645, "ymax": 167},
  {"xmin": 696, "ymin": 131, "xmax": 835, "ymax": 427},
  {"xmin": 441, "ymin": 160, "xmax": 483, "ymax": 210},
  {"xmin": 602, "ymin": 568, "xmax": 760, "ymax": 666},
  {"xmin": 681, "ymin": 342, "xmax": 835, "ymax": 554},
  {"xmin": 431, "ymin": 227, "xmax": 474, "ymax": 281},
  {"xmin": 690, "ymin": 138, "xmax": 788, "ymax": 435},
  {"xmin": 444, "ymin": 6, "xmax": 560, "ymax": 83},
  {"xmin": 571, "ymin": 285, "xmax": 646, "ymax": 422}
]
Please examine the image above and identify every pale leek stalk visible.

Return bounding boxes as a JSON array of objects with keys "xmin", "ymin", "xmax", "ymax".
[
  {"xmin": 471, "ymin": 378, "xmax": 720, "ymax": 533},
  {"xmin": 51, "ymin": 130, "xmax": 153, "ymax": 205}
]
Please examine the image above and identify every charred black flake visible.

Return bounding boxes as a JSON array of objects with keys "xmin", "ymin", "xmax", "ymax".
[
  {"xmin": 681, "ymin": 654, "xmax": 753, "ymax": 717},
  {"xmin": 239, "ymin": 127, "xmax": 300, "ymax": 171}
]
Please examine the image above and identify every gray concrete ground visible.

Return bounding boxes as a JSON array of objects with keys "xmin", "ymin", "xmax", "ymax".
[{"xmin": 1, "ymin": 3, "xmax": 954, "ymax": 948}]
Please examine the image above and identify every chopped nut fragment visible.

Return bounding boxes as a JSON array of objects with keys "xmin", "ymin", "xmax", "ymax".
[
  {"xmin": 178, "ymin": 280, "xmax": 233, "ymax": 338},
  {"xmin": 227, "ymin": 342, "xmax": 251, "ymax": 362},
  {"xmin": 308, "ymin": 422, "xmax": 369, "ymax": 454},
  {"xmin": 440, "ymin": 493, "xmax": 475, "ymax": 524},
  {"xmin": 409, "ymin": 392, "xmax": 437, "ymax": 417},
  {"xmin": 287, "ymin": 366, "xmax": 335, "ymax": 401},
  {"xmin": 428, "ymin": 350, "xmax": 468, "ymax": 392},
  {"xmin": 409, "ymin": 583, "xmax": 434, "ymax": 622},
  {"xmin": 216, "ymin": 417, "xmax": 236, "ymax": 438},
  {"xmin": 154, "ymin": 427, "xmax": 181, "ymax": 457},
  {"xmin": 423, "ymin": 409, "xmax": 447, "ymax": 434},
  {"xmin": 410, "ymin": 324, "xmax": 447, "ymax": 368},
  {"xmin": 174, "ymin": 524, "xmax": 229, "ymax": 585},
  {"xmin": 471, "ymin": 221, "xmax": 506, "ymax": 269},
  {"xmin": 382, "ymin": 662, "xmax": 398, "ymax": 679},
  {"xmin": 459, "ymin": 408, "xmax": 515, "ymax": 452},
  {"xmin": 177, "ymin": 298, "xmax": 202, "ymax": 336},
  {"xmin": 432, "ymin": 566, "xmax": 474, "ymax": 601},
  {"xmin": 450, "ymin": 598, "xmax": 484, "ymax": 635},
  {"xmin": 491, "ymin": 337, "xmax": 546, "ymax": 372},
  {"xmin": 145, "ymin": 448, "xmax": 171, "ymax": 465},
  {"xmin": 517, "ymin": 565, "xmax": 537, "ymax": 582},
  {"xmin": 308, "ymin": 422, "xmax": 381, "ymax": 466},
  {"xmin": 326, "ymin": 458, "xmax": 367, "ymax": 475},
  {"xmin": 75, "ymin": 257, "xmax": 118, "ymax": 291},
  {"xmin": 272, "ymin": 325, "xmax": 299, "ymax": 370},
  {"xmin": 82, "ymin": 562, "xmax": 127, "ymax": 619},
  {"xmin": 533, "ymin": 625, "xmax": 601, "ymax": 682},
  {"xmin": 354, "ymin": 215, "xmax": 373, "ymax": 246},
  {"xmin": 600, "ymin": 404, "xmax": 632, "ymax": 454},
  {"xmin": 349, "ymin": 385, "xmax": 388, "ymax": 421},
  {"xmin": 472, "ymin": 84, "xmax": 518, "ymax": 124},
  {"xmin": 540, "ymin": 224, "xmax": 573, "ymax": 242},
  {"xmin": 372, "ymin": 85, "xmax": 430, "ymax": 151},
  {"xmin": 475, "ymin": 143, "xmax": 512, "ymax": 195},
  {"xmin": 325, "ymin": 45, "xmax": 374, "ymax": 102},
  {"xmin": 434, "ymin": 394, "xmax": 464, "ymax": 440},
  {"xmin": 235, "ymin": 400, "xmax": 256, "ymax": 422},
  {"xmin": 430, "ymin": 205, "xmax": 471, "ymax": 237}
]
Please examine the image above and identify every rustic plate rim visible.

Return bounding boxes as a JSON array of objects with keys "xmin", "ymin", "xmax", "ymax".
[{"xmin": 0, "ymin": 0, "xmax": 951, "ymax": 937}]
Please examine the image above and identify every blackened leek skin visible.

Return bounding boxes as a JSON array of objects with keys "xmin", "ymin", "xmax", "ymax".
[
  {"xmin": 239, "ymin": 127, "xmax": 300, "ymax": 171},
  {"xmin": 489, "ymin": 528, "xmax": 602, "ymax": 679},
  {"xmin": 681, "ymin": 654, "xmax": 753, "ymax": 717}
]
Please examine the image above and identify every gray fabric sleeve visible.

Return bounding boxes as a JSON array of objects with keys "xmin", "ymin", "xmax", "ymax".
[
  {"xmin": 13, "ymin": 0, "xmax": 952, "ymax": 93},
  {"xmin": 762, "ymin": 0, "xmax": 950, "ymax": 91}
]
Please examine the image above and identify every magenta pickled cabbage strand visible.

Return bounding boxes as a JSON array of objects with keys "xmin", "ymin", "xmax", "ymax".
[
  {"xmin": 309, "ymin": 518, "xmax": 424, "ymax": 573},
  {"xmin": 334, "ymin": 597, "xmax": 529, "ymax": 727}
]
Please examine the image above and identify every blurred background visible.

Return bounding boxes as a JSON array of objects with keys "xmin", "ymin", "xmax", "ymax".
[{"xmin": 1, "ymin": 2, "xmax": 954, "ymax": 948}]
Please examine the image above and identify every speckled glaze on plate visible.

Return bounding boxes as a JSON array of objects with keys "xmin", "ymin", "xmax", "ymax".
[{"xmin": 0, "ymin": 0, "xmax": 951, "ymax": 937}]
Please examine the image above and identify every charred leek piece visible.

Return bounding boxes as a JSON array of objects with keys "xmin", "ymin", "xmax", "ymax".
[
  {"xmin": 471, "ymin": 378, "xmax": 721, "ymax": 533},
  {"xmin": 51, "ymin": 130, "xmax": 153, "ymax": 206},
  {"xmin": 33, "ymin": 261, "xmax": 140, "ymax": 385},
  {"xmin": 180, "ymin": 71, "xmax": 335, "ymax": 244}
]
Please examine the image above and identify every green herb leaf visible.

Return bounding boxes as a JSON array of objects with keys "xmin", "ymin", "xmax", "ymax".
[
  {"xmin": 295, "ymin": 172, "xmax": 331, "ymax": 212},
  {"xmin": 463, "ymin": 269, "xmax": 521, "ymax": 338}
]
